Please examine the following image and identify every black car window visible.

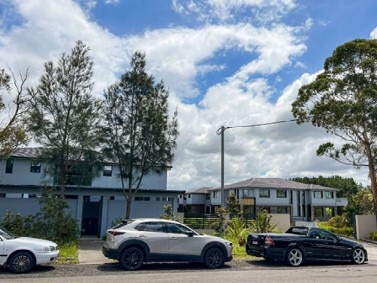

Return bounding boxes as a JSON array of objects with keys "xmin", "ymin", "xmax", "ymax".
[
  {"xmin": 135, "ymin": 222, "xmax": 165, "ymax": 233},
  {"xmin": 317, "ymin": 230, "xmax": 337, "ymax": 240},
  {"xmin": 166, "ymin": 223, "xmax": 194, "ymax": 234}
]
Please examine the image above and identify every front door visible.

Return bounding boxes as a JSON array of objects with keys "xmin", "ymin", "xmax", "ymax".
[{"xmin": 81, "ymin": 196, "xmax": 102, "ymax": 236}]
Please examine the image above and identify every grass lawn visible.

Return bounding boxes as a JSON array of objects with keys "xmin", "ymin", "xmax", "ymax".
[{"xmin": 56, "ymin": 241, "xmax": 79, "ymax": 264}]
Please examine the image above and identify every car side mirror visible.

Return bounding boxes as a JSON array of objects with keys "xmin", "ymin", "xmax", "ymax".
[{"xmin": 186, "ymin": 231, "xmax": 195, "ymax": 237}]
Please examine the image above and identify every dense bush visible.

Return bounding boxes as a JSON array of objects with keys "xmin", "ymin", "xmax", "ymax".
[
  {"xmin": 0, "ymin": 187, "xmax": 79, "ymax": 244},
  {"xmin": 317, "ymin": 221, "xmax": 354, "ymax": 237},
  {"xmin": 370, "ymin": 231, "xmax": 377, "ymax": 241}
]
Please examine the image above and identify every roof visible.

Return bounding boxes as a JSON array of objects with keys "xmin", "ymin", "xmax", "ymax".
[
  {"xmin": 7, "ymin": 147, "xmax": 172, "ymax": 169},
  {"xmin": 207, "ymin": 178, "xmax": 339, "ymax": 192},
  {"xmin": 187, "ymin": 187, "xmax": 213, "ymax": 194},
  {"xmin": 9, "ymin": 147, "xmax": 43, "ymax": 158}
]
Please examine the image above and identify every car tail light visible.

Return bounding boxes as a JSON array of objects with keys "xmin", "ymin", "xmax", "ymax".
[
  {"xmin": 109, "ymin": 231, "xmax": 125, "ymax": 236},
  {"xmin": 265, "ymin": 236, "xmax": 275, "ymax": 246}
]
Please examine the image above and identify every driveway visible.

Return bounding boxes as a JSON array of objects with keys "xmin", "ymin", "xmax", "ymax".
[{"xmin": 78, "ymin": 237, "xmax": 116, "ymax": 264}]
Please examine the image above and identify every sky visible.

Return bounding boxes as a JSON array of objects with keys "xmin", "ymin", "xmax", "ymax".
[{"xmin": 1, "ymin": 0, "xmax": 377, "ymax": 190}]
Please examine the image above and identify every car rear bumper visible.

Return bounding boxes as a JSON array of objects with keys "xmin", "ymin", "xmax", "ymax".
[{"xmin": 102, "ymin": 245, "xmax": 120, "ymax": 260}]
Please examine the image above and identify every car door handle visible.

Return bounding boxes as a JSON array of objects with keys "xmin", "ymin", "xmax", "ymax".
[{"xmin": 169, "ymin": 237, "xmax": 177, "ymax": 240}]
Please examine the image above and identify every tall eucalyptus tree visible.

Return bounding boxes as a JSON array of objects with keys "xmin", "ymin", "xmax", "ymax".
[{"xmin": 103, "ymin": 52, "xmax": 178, "ymax": 219}]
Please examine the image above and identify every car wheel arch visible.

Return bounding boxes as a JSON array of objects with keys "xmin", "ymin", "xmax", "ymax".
[
  {"xmin": 7, "ymin": 250, "xmax": 36, "ymax": 273},
  {"xmin": 6, "ymin": 249, "xmax": 36, "ymax": 266},
  {"xmin": 201, "ymin": 242, "xmax": 227, "ymax": 260},
  {"xmin": 118, "ymin": 240, "xmax": 149, "ymax": 260}
]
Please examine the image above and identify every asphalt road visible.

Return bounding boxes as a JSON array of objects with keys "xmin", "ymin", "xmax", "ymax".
[{"xmin": 1, "ymin": 241, "xmax": 376, "ymax": 283}]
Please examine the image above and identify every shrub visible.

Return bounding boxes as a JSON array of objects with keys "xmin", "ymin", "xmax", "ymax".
[
  {"xmin": 369, "ymin": 231, "xmax": 377, "ymax": 241},
  {"xmin": 224, "ymin": 217, "xmax": 251, "ymax": 247},
  {"xmin": 249, "ymin": 210, "xmax": 278, "ymax": 233},
  {"xmin": 318, "ymin": 222, "xmax": 354, "ymax": 237},
  {"xmin": 0, "ymin": 187, "xmax": 79, "ymax": 244},
  {"xmin": 327, "ymin": 215, "xmax": 349, "ymax": 228}
]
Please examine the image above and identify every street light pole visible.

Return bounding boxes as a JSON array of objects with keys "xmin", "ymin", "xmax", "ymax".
[{"xmin": 216, "ymin": 126, "xmax": 226, "ymax": 208}]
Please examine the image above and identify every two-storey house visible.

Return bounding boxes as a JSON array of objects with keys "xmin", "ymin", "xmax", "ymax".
[
  {"xmin": 0, "ymin": 148, "xmax": 184, "ymax": 237},
  {"xmin": 181, "ymin": 178, "xmax": 348, "ymax": 222}
]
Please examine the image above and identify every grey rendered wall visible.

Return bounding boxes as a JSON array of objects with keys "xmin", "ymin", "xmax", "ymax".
[
  {"xmin": 0, "ymin": 198, "xmax": 78, "ymax": 219},
  {"xmin": 103, "ymin": 199, "xmax": 173, "ymax": 235},
  {"xmin": 355, "ymin": 215, "xmax": 377, "ymax": 240}
]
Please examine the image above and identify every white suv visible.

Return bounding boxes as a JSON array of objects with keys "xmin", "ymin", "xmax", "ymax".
[
  {"xmin": 102, "ymin": 218, "xmax": 233, "ymax": 270},
  {"xmin": 0, "ymin": 227, "xmax": 59, "ymax": 273}
]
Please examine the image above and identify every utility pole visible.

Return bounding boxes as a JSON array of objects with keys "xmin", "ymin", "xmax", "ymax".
[{"xmin": 216, "ymin": 126, "xmax": 227, "ymax": 208}]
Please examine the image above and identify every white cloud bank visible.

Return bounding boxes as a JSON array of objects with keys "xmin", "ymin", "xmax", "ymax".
[{"xmin": 0, "ymin": 0, "xmax": 371, "ymax": 190}]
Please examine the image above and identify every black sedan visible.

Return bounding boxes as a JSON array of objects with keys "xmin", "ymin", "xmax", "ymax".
[{"xmin": 246, "ymin": 226, "xmax": 368, "ymax": 266}]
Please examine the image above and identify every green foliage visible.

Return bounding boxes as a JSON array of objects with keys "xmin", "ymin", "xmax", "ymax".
[
  {"xmin": 317, "ymin": 222, "xmax": 354, "ymax": 237},
  {"xmin": 56, "ymin": 241, "xmax": 79, "ymax": 264},
  {"xmin": 344, "ymin": 188, "xmax": 374, "ymax": 225},
  {"xmin": 224, "ymin": 217, "xmax": 251, "ymax": 247},
  {"xmin": 370, "ymin": 231, "xmax": 377, "ymax": 241},
  {"xmin": 0, "ymin": 188, "xmax": 79, "ymax": 244},
  {"xmin": 160, "ymin": 204, "xmax": 174, "ymax": 220},
  {"xmin": 102, "ymin": 52, "xmax": 179, "ymax": 219},
  {"xmin": 327, "ymin": 215, "xmax": 348, "ymax": 228},
  {"xmin": 226, "ymin": 192, "xmax": 240, "ymax": 218},
  {"xmin": 26, "ymin": 41, "xmax": 103, "ymax": 196},
  {"xmin": 249, "ymin": 209, "xmax": 278, "ymax": 233},
  {"xmin": 292, "ymin": 38, "xmax": 377, "ymax": 214},
  {"xmin": 0, "ymin": 68, "xmax": 28, "ymax": 158},
  {"xmin": 211, "ymin": 208, "xmax": 227, "ymax": 236}
]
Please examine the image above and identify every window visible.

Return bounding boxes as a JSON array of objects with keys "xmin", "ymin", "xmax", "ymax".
[
  {"xmin": 324, "ymin": 191, "xmax": 334, "ymax": 198},
  {"xmin": 314, "ymin": 191, "xmax": 323, "ymax": 198},
  {"xmin": 259, "ymin": 189, "xmax": 270, "ymax": 198},
  {"xmin": 188, "ymin": 194, "xmax": 191, "ymax": 198},
  {"xmin": 213, "ymin": 191, "xmax": 218, "ymax": 198},
  {"xmin": 243, "ymin": 189, "xmax": 254, "ymax": 197},
  {"xmin": 156, "ymin": 197, "xmax": 161, "ymax": 201},
  {"xmin": 135, "ymin": 196, "xmax": 150, "ymax": 201},
  {"xmin": 277, "ymin": 206, "xmax": 288, "ymax": 213},
  {"xmin": 166, "ymin": 223, "xmax": 194, "ymax": 234},
  {"xmin": 30, "ymin": 161, "xmax": 41, "ymax": 173},
  {"xmin": 103, "ymin": 165, "xmax": 113, "ymax": 177},
  {"xmin": 276, "ymin": 190, "xmax": 287, "ymax": 198},
  {"xmin": 135, "ymin": 221, "xmax": 165, "ymax": 232},
  {"xmin": 5, "ymin": 158, "xmax": 13, "ymax": 174}
]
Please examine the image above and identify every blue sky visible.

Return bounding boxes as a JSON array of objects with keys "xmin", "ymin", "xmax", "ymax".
[{"xmin": 1, "ymin": 0, "xmax": 377, "ymax": 189}]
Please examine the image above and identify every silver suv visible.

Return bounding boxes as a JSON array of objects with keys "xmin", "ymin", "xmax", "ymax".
[{"xmin": 102, "ymin": 218, "xmax": 233, "ymax": 270}]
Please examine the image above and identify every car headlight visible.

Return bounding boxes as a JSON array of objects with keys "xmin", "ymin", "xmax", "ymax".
[{"xmin": 43, "ymin": 246, "xmax": 57, "ymax": 252}]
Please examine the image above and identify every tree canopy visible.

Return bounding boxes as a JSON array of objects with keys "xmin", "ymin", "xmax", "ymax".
[
  {"xmin": 27, "ymin": 41, "xmax": 103, "ymax": 196},
  {"xmin": 0, "ymin": 68, "xmax": 28, "ymax": 158},
  {"xmin": 102, "ymin": 52, "xmax": 179, "ymax": 219},
  {"xmin": 292, "ymin": 39, "xmax": 377, "ymax": 214}
]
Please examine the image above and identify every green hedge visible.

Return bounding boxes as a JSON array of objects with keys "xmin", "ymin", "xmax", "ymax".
[
  {"xmin": 318, "ymin": 223, "xmax": 354, "ymax": 237},
  {"xmin": 370, "ymin": 231, "xmax": 377, "ymax": 241}
]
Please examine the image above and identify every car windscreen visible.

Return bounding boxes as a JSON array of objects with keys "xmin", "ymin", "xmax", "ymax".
[{"xmin": 0, "ymin": 227, "xmax": 16, "ymax": 239}]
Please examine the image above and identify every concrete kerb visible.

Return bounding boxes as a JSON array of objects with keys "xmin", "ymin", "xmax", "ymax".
[{"xmin": 78, "ymin": 237, "xmax": 117, "ymax": 265}]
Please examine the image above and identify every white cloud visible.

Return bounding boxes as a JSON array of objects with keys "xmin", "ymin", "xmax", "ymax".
[
  {"xmin": 172, "ymin": 0, "xmax": 296, "ymax": 23},
  {"xmin": 0, "ymin": 0, "xmax": 125, "ymax": 95},
  {"xmin": 371, "ymin": 27, "xmax": 377, "ymax": 39},
  {"xmin": 0, "ymin": 0, "xmax": 371, "ymax": 191}
]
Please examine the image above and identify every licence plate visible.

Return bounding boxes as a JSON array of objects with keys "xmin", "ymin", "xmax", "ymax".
[{"xmin": 252, "ymin": 240, "xmax": 258, "ymax": 245}]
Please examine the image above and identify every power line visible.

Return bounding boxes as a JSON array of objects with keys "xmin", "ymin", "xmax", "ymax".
[{"xmin": 216, "ymin": 117, "xmax": 301, "ymax": 135}]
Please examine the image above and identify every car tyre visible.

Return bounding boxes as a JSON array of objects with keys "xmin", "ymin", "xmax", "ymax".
[
  {"xmin": 286, "ymin": 247, "xmax": 304, "ymax": 267},
  {"xmin": 119, "ymin": 246, "xmax": 144, "ymax": 271},
  {"xmin": 352, "ymin": 248, "xmax": 366, "ymax": 264},
  {"xmin": 204, "ymin": 247, "xmax": 224, "ymax": 269},
  {"xmin": 8, "ymin": 251, "xmax": 35, "ymax": 274}
]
